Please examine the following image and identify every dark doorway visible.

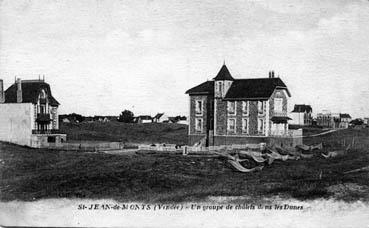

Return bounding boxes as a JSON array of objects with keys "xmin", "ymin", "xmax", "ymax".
[{"xmin": 47, "ymin": 136, "xmax": 56, "ymax": 143}]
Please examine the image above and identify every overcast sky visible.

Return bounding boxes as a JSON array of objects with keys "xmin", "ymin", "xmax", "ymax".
[{"xmin": 1, "ymin": 0, "xmax": 368, "ymax": 118}]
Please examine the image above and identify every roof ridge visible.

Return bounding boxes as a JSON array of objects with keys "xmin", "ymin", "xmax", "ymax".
[{"xmin": 234, "ymin": 77, "xmax": 282, "ymax": 80}]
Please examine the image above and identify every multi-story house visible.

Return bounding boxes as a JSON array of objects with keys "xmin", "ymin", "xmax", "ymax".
[
  {"xmin": 0, "ymin": 78, "xmax": 66, "ymax": 147},
  {"xmin": 185, "ymin": 64, "xmax": 292, "ymax": 146},
  {"xmin": 364, "ymin": 117, "xmax": 369, "ymax": 126},
  {"xmin": 316, "ymin": 110, "xmax": 352, "ymax": 129},
  {"xmin": 339, "ymin": 113, "xmax": 351, "ymax": 128},
  {"xmin": 316, "ymin": 110, "xmax": 333, "ymax": 128},
  {"xmin": 290, "ymin": 104, "xmax": 313, "ymax": 126}
]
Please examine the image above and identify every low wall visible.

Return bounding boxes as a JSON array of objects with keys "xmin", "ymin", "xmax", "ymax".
[
  {"xmin": 212, "ymin": 136, "xmax": 267, "ymax": 146},
  {"xmin": 30, "ymin": 134, "xmax": 67, "ymax": 148},
  {"xmin": 46, "ymin": 141, "xmax": 123, "ymax": 151}
]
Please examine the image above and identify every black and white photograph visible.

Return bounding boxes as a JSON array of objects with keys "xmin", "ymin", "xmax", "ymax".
[{"xmin": 0, "ymin": 0, "xmax": 369, "ymax": 227}]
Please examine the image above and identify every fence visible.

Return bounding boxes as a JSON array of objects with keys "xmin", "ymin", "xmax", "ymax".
[
  {"xmin": 270, "ymin": 129, "xmax": 303, "ymax": 138},
  {"xmin": 183, "ymin": 143, "xmax": 263, "ymax": 154}
]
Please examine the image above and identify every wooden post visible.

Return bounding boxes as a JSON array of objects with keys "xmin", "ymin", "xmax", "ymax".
[{"xmin": 183, "ymin": 146, "xmax": 188, "ymax": 156}]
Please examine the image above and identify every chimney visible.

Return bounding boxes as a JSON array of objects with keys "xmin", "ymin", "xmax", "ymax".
[
  {"xmin": 271, "ymin": 71, "xmax": 275, "ymax": 78},
  {"xmin": 16, "ymin": 78, "xmax": 22, "ymax": 103},
  {"xmin": 0, "ymin": 79, "xmax": 4, "ymax": 103},
  {"xmin": 268, "ymin": 71, "xmax": 271, "ymax": 78}
]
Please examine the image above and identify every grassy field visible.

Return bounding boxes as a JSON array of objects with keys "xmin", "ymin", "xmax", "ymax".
[
  {"xmin": 60, "ymin": 122, "xmax": 188, "ymax": 145},
  {"xmin": 0, "ymin": 128, "xmax": 368, "ymax": 203}
]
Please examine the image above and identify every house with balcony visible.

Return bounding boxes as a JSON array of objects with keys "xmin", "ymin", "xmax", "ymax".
[
  {"xmin": 290, "ymin": 104, "xmax": 313, "ymax": 126},
  {"xmin": 339, "ymin": 113, "xmax": 352, "ymax": 128},
  {"xmin": 0, "ymin": 78, "xmax": 66, "ymax": 148},
  {"xmin": 185, "ymin": 64, "xmax": 297, "ymax": 147}
]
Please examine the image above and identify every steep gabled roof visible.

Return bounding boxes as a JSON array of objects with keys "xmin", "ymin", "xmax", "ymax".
[
  {"xmin": 292, "ymin": 104, "xmax": 312, "ymax": 113},
  {"xmin": 4, "ymin": 80, "xmax": 60, "ymax": 106},
  {"xmin": 213, "ymin": 64, "xmax": 234, "ymax": 81},
  {"xmin": 224, "ymin": 78, "xmax": 290, "ymax": 100},
  {"xmin": 185, "ymin": 81, "xmax": 214, "ymax": 95}
]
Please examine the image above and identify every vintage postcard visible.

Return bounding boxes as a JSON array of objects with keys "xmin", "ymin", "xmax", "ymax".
[{"xmin": 0, "ymin": 0, "xmax": 369, "ymax": 227}]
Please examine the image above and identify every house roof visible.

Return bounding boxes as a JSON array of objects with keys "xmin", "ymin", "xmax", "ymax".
[
  {"xmin": 224, "ymin": 78, "xmax": 290, "ymax": 100},
  {"xmin": 136, "ymin": 115, "xmax": 152, "ymax": 120},
  {"xmin": 4, "ymin": 80, "xmax": 60, "ymax": 106},
  {"xmin": 153, "ymin": 113, "xmax": 164, "ymax": 119},
  {"xmin": 340, "ymin": 113, "xmax": 351, "ymax": 118},
  {"xmin": 185, "ymin": 81, "xmax": 214, "ymax": 95},
  {"xmin": 292, "ymin": 104, "xmax": 312, "ymax": 113},
  {"xmin": 186, "ymin": 77, "xmax": 290, "ymax": 99},
  {"xmin": 213, "ymin": 64, "xmax": 234, "ymax": 81},
  {"xmin": 186, "ymin": 65, "xmax": 290, "ymax": 99}
]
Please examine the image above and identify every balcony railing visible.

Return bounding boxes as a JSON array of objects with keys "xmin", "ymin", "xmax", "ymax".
[
  {"xmin": 272, "ymin": 112, "xmax": 288, "ymax": 117},
  {"xmin": 36, "ymin": 113, "xmax": 51, "ymax": 123},
  {"xmin": 39, "ymin": 98, "xmax": 47, "ymax": 104},
  {"xmin": 32, "ymin": 129, "xmax": 61, "ymax": 134}
]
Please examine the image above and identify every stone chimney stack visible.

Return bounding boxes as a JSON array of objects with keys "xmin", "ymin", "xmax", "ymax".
[
  {"xmin": 0, "ymin": 79, "xmax": 4, "ymax": 103},
  {"xmin": 16, "ymin": 78, "xmax": 22, "ymax": 103}
]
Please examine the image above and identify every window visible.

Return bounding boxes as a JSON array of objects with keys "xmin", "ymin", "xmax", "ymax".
[
  {"xmin": 242, "ymin": 118, "xmax": 249, "ymax": 134},
  {"xmin": 227, "ymin": 101, "xmax": 236, "ymax": 115},
  {"xmin": 274, "ymin": 98, "xmax": 283, "ymax": 113},
  {"xmin": 242, "ymin": 101, "xmax": 249, "ymax": 115},
  {"xmin": 258, "ymin": 118, "xmax": 265, "ymax": 135},
  {"xmin": 258, "ymin": 101, "xmax": 266, "ymax": 115},
  {"xmin": 227, "ymin": 118, "xmax": 236, "ymax": 133},
  {"xmin": 217, "ymin": 82, "xmax": 223, "ymax": 96},
  {"xmin": 40, "ymin": 105, "xmax": 46, "ymax": 114},
  {"xmin": 195, "ymin": 118, "xmax": 203, "ymax": 132},
  {"xmin": 195, "ymin": 100, "xmax": 203, "ymax": 115}
]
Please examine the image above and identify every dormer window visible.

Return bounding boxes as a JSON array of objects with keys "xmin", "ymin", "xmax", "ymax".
[
  {"xmin": 40, "ymin": 89, "xmax": 46, "ymax": 99},
  {"xmin": 39, "ymin": 89, "xmax": 47, "ymax": 104},
  {"xmin": 217, "ymin": 82, "xmax": 223, "ymax": 96}
]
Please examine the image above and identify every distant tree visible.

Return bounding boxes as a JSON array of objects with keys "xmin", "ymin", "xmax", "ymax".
[
  {"xmin": 118, "ymin": 110, "xmax": 134, "ymax": 123},
  {"xmin": 350, "ymin": 118, "xmax": 363, "ymax": 126},
  {"xmin": 69, "ymin": 113, "xmax": 85, "ymax": 122}
]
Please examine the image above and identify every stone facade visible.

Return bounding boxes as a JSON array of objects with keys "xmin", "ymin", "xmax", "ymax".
[
  {"xmin": 189, "ymin": 89, "xmax": 289, "ymax": 146},
  {"xmin": 189, "ymin": 95, "xmax": 213, "ymax": 135}
]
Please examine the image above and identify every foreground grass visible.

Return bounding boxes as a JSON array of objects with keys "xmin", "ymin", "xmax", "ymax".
[
  {"xmin": 60, "ymin": 122, "xmax": 188, "ymax": 145},
  {"xmin": 0, "ymin": 128, "xmax": 368, "ymax": 203}
]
